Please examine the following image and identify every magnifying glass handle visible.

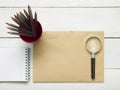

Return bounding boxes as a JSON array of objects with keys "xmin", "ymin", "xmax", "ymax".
[{"xmin": 91, "ymin": 58, "xmax": 95, "ymax": 79}]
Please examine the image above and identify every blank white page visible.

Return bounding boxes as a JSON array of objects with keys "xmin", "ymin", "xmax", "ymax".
[{"xmin": 0, "ymin": 47, "xmax": 29, "ymax": 81}]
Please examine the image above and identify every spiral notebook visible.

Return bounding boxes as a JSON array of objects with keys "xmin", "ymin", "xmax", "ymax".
[{"xmin": 0, "ymin": 47, "xmax": 30, "ymax": 81}]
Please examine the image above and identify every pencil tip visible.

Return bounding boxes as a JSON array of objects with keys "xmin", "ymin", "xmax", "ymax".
[
  {"xmin": 19, "ymin": 11, "xmax": 22, "ymax": 14},
  {"xmin": 28, "ymin": 5, "xmax": 30, "ymax": 8},
  {"xmin": 11, "ymin": 17, "xmax": 14, "ymax": 19},
  {"xmin": 23, "ymin": 9, "xmax": 25, "ymax": 11},
  {"xmin": 16, "ymin": 13, "xmax": 19, "ymax": 16},
  {"xmin": 6, "ymin": 23, "xmax": 9, "ymax": 24},
  {"xmin": 14, "ymin": 15, "xmax": 17, "ymax": 17},
  {"xmin": 16, "ymin": 12, "xmax": 18, "ymax": 15}
]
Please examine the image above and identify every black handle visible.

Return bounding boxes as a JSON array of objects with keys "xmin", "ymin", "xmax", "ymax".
[{"xmin": 91, "ymin": 58, "xmax": 95, "ymax": 80}]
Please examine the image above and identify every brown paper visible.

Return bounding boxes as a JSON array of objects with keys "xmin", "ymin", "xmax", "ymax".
[{"xmin": 33, "ymin": 31, "xmax": 104, "ymax": 82}]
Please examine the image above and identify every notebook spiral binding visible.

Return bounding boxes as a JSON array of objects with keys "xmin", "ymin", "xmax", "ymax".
[{"xmin": 25, "ymin": 48, "xmax": 31, "ymax": 81}]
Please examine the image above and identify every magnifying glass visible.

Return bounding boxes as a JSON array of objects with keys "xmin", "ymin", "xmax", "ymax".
[{"xmin": 85, "ymin": 36, "xmax": 102, "ymax": 80}]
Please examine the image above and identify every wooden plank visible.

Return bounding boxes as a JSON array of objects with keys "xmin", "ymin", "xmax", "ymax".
[
  {"xmin": 0, "ymin": 0, "xmax": 120, "ymax": 7},
  {"xmin": 0, "ymin": 69, "xmax": 119, "ymax": 89},
  {"xmin": 0, "ymin": 38, "xmax": 120, "ymax": 68},
  {"xmin": 105, "ymin": 39, "xmax": 120, "ymax": 68},
  {"xmin": 1, "ymin": 8, "xmax": 120, "ymax": 37},
  {"xmin": 0, "ymin": 38, "xmax": 32, "ymax": 47}
]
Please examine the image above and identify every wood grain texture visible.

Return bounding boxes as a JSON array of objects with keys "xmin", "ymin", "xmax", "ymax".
[
  {"xmin": 1, "ymin": 8, "xmax": 120, "ymax": 37},
  {"xmin": 105, "ymin": 39, "xmax": 120, "ymax": 68},
  {"xmin": 0, "ymin": 69, "xmax": 120, "ymax": 90},
  {"xmin": 0, "ymin": 0, "xmax": 120, "ymax": 89},
  {"xmin": 0, "ymin": 38, "xmax": 120, "ymax": 69},
  {"xmin": 0, "ymin": 0, "xmax": 120, "ymax": 7}
]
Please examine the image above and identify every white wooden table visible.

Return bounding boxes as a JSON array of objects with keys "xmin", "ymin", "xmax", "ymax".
[{"xmin": 0, "ymin": 0, "xmax": 120, "ymax": 90}]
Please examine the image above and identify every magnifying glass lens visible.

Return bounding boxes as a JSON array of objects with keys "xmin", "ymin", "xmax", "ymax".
[{"xmin": 86, "ymin": 38, "xmax": 101, "ymax": 53}]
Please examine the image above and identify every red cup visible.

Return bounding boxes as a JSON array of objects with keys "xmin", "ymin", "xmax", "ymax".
[{"xmin": 20, "ymin": 21, "xmax": 42, "ymax": 43}]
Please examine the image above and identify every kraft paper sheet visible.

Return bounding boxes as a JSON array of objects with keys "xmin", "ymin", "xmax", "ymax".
[{"xmin": 33, "ymin": 31, "xmax": 104, "ymax": 82}]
